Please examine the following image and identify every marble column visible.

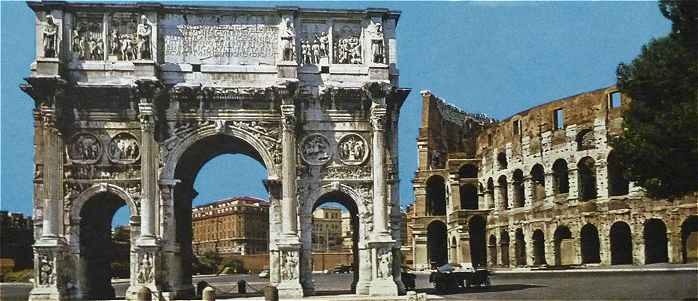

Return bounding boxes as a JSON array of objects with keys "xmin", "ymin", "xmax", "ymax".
[
  {"xmin": 370, "ymin": 105, "xmax": 389, "ymax": 237},
  {"xmin": 39, "ymin": 107, "xmax": 63, "ymax": 241},
  {"xmin": 280, "ymin": 104, "xmax": 299, "ymax": 239},
  {"xmin": 138, "ymin": 102, "xmax": 157, "ymax": 243}
]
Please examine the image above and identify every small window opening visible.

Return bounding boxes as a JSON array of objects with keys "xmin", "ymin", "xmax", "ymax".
[
  {"xmin": 553, "ymin": 109, "xmax": 564, "ymax": 130},
  {"xmin": 192, "ymin": 64, "xmax": 201, "ymax": 72},
  {"xmin": 609, "ymin": 92, "xmax": 622, "ymax": 109},
  {"xmin": 513, "ymin": 120, "xmax": 520, "ymax": 135}
]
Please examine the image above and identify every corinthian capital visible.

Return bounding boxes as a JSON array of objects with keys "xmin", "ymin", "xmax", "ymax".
[
  {"xmin": 363, "ymin": 81, "xmax": 393, "ymax": 103},
  {"xmin": 370, "ymin": 105, "xmax": 387, "ymax": 131},
  {"xmin": 134, "ymin": 79, "xmax": 164, "ymax": 103},
  {"xmin": 280, "ymin": 104, "xmax": 296, "ymax": 131}
]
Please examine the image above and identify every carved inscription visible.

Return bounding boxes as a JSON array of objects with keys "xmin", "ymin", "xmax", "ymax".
[{"xmin": 164, "ymin": 24, "xmax": 278, "ymax": 59}]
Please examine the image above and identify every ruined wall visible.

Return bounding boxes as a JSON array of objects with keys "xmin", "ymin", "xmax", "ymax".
[{"xmin": 409, "ymin": 86, "xmax": 698, "ymax": 270}]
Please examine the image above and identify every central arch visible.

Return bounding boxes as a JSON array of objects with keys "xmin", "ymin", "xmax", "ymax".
[{"xmin": 166, "ymin": 127, "xmax": 276, "ymax": 296}]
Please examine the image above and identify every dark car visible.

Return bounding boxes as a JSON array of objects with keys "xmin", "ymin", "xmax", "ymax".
[
  {"xmin": 401, "ymin": 266, "xmax": 416, "ymax": 290},
  {"xmin": 332, "ymin": 264, "xmax": 353, "ymax": 274},
  {"xmin": 429, "ymin": 263, "xmax": 491, "ymax": 292}
]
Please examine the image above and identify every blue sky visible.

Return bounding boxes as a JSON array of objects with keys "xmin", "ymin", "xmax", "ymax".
[{"xmin": 1, "ymin": 1, "xmax": 670, "ymax": 226}]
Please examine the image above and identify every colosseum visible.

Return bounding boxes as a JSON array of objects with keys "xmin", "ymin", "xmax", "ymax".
[{"xmin": 408, "ymin": 86, "xmax": 698, "ymax": 270}]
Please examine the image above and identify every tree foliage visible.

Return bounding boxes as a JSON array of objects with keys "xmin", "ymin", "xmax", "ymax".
[{"xmin": 611, "ymin": 1, "xmax": 698, "ymax": 198}]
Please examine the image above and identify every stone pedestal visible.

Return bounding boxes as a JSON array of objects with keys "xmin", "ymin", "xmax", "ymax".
[
  {"xmin": 35, "ymin": 58, "xmax": 60, "ymax": 76},
  {"xmin": 133, "ymin": 60, "xmax": 157, "ymax": 78},
  {"xmin": 368, "ymin": 240, "xmax": 398, "ymax": 296},
  {"xmin": 126, "ymin": 245, "xmax": 161, "ymax": 301},
  {"xmin": 277, "ymin": 244, "xmax": 304, "ymax": 298},
  {"xmin": 29, "ymin": 240, "xmax": 68, "ymax": 301},
  {"xmin": 277, "ymin": 61, "xmax": 298, "ymax": 79}
]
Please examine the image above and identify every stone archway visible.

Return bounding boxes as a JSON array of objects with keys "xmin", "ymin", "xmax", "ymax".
[
  {"xmin": 165, "ymin": 127, "xmax": 276, "ymax": 297},
  {"xmin": 610, "ymin": 221, "xmax": 633, "ymax": 265},
  {"xmin": 488, "ymin": 235, "xmax": 498, "ymax": 267},
  {"xmin": 70, "ymin": 184, "xmax": 139, "ymax": 300},
  {"xmin": 468, "ymin": 216, "xmax": 487, "ymax": 267},
  {"xmin": 554, "ymin": 225, "xmax": 572, "ymax": 266},
  {"xmin": 427, "ymin": 221, "xmax": 448, "ymax": 267},
  {"xmin": 580, "ymin": 223, "xmax": 601, "ymax": 264},
  {"xmin": 532, "ymin": 229, "xmax": 546, "ymax": 266},
  {"xmin": 643, "ymin": 219, "xmax": 668, "ymax": 264}
]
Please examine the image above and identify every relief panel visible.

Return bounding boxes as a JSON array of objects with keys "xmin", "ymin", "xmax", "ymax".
[{"xmin": 333, "ymin": 22, "xmax": 362, "ymax": 64}]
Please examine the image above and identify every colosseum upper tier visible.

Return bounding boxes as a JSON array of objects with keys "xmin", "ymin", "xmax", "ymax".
[{"xmin": 408, "ymin": 86, "xmax": 698, "ymax": 270}]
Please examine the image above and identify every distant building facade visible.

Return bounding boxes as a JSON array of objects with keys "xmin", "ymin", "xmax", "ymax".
[
  {"xmin": 311, "ymin": 208, "xmax": 343, "ymax": 252},
  {"xmin": 192, "ymin": 197, "xmax": 269, "ymax": 255},
  {"xmin": 0, "ymin": 211, "xmax": 33, "ymax": 270},
  {"xmin": 410, "ymin": 87, "xmax": 698, "ymax": 270}
]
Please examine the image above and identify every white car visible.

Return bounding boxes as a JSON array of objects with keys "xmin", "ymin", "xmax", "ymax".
[{"xmin": 258, "ymin": 269, "xmax": 270, "ymax": 278}]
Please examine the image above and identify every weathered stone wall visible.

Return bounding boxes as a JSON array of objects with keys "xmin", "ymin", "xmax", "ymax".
[{"xmin": 409, "ymin": 87, "xmax": 698, "ymax": 270}]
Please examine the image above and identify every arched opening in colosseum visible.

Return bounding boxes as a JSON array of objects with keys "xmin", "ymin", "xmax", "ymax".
[
  {"xmin": 607, "ymin": 151, "xmax": 629, "ymax": 196},
  {"xmin": 580, "ymin": 223, "xmax": 601, "ymax": 264},
  {"xmin": 577, "ymin": 157, "xmax": 597, "ymax": 201},
  {"xmin": 460, "ymin": 184, "xmax": 478, "ymax": 210},
  {"xmin": 513, "ymin": 169, "xmax": 526, "ymax": 207},
  {"xmin": 459, "ymin": 164, "xmax": 478, "ymax": 179},
  {"xmin": 532, "ymin": 229, "xmax": 546, "ymax": 266},
  {"xmin": 530, "ymin": 164, "xmax": 546, "ymax": 203},
  {"xmin": 173, "ymin": 134, "xmax": 269, "ymax": 294},
  {"xmin": 515, "ymin": 228, "xmax": 526, "ymax": 266},
  {"xmin": 681, "ymin": 216, "xmax": 698, "ymax": 263},
  {"xmin": 450, "ymin": 237, "xmax": 458, "ymax": 263},
  {"xmin": 500, "ymin": 231, "xmax": 510, "ymax": 267},
  {"xmin": 426, "ymin": 176, "xmax": 446, "ymax": 216},
  {"xmin": 575, "ymin": 129, "xmax": 595, "ymax": 151},
  {"xmin": 486, "ymin": 178, "xmax": 495, "ymax": 209},
  {"xmin": 552, "ymin": 159, "xmax": 569, "ymax": 194},
  {"xmin": 497, "ymin": 175, "xmax": 509, "ymax": 209},
  {"xmin": 497, "ymin": 152, "xmax": 508, "ymax": 170},
  {"xmin": 78, "ymin": 191, "xmax": 133, "ymax": 300},
  {"xmin": 311, "ymin": 192, "xmax": 360, "ymax": 292},
  {"xmin": 469, "ymin": 216, "xmax": 487, "ymax": 267},
  {"xmin": 554, "ymin": 225, "xmax": 572, "ymax": 266},
  {"xmin": 427, "ymin": 220, "xmax": 448, "ymax": 267},
  {"xmin": 643, "ymin": 219, "xmax": 668, "ymax": 264},
  {"xmin": 610, "ymin": 221, "xmax": 633, "ymax": 265},
  {"xmin": 488, "ymin": 235, "xmax": 498, "ymax": 266}
]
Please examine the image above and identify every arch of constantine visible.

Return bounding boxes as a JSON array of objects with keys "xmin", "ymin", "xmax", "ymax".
[{"xmin": 21, "ymin": 2, "xmax": 409, "ymax": 300}]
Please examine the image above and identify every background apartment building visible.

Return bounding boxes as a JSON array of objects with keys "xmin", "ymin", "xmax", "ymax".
[{"xmin": 192, "ymin": 197, "xmax": 269, "ymax": 255}]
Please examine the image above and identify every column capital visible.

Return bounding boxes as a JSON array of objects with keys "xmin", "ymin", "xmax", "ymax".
[
  {"xmin": 134, "ymin": 79, "xmax": 165, "ymax": 103},
  {"xmin": 280, "ymin": 104, "xmax": 296, "ymax": 130},
  {"xmin": 370, "ymin": 105, "xmax": 388, "ymax": 131}
]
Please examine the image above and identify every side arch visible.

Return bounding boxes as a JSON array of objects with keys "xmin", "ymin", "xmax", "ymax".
[{"xmin": 70, "ymin": 183, "xmax": 138, "ymax": 223}]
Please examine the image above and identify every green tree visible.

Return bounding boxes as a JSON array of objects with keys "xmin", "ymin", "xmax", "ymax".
[{"xmin": 612, "ymin": 1, "xmax": 698, "ymax": 198}]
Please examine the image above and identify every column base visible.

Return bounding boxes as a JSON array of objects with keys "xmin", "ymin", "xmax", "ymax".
[
  {"xmin": 356, "ymin": 279, "xmax": 372, "ymax": 295},
  {"xmin": 369, "ymin": 278, "xmax": 399, "ymax": 296},
  {"xmin": 278, "ymin": 281, "xmax": 304, "ymax": 298},
  {"xmin": 367, "ymin": 239, "xmax": 399, "ymax": 297},
  {"xmin": 29, "ymin": 287, "xmax": 65, "ymax": 301}
]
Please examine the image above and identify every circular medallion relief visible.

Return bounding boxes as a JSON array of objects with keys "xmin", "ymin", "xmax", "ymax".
[
  {"xmin": 337, "ymin": 134, "xmax": 369, "ymax": 165},
  {"xmin": 301, "ymin": 134, "xmax": 332, "ymax": 165},
  {"xmin": 108, "ymin": 133, "xmax": 140, "ymax": 163},
  {"xmin": 67, "ymin": 133, "xmax": 102, "ymax": 164}
]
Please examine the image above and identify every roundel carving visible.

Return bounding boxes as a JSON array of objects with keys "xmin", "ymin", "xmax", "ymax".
[
  {"xmin": 67, "ymin": 133, "xmax": 102, "ymax": 164},
  {"xmin": 337, "ymin": 134, "xmax": 369, "ymax": 165},
  {"xmin": 108, "ymin": 133, "xmax": 140, "ymax": 163},
  {"xmin": 301, "ymin": 134, "xmax": 332, "ymax": 165}
]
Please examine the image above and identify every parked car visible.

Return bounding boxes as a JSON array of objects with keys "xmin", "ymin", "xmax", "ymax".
[
  {"xmin": 429, "ymin": 263, "xmax": 490, "ymax": 292},
  {"xmin": 258, "ymin": 269, "xmax": 269, "ymax": 278},
  {"xmin": 401, "ymin": 266, "xmax": 416, "ymax": 290},
  {"xmin": 332, "ymin": 264, "xmax": 353, "ymax": 274}
]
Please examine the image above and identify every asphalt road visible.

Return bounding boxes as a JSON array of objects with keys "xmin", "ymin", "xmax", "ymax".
[{"xmin": 2, "ymin": 270, "xmax": 696, "ymax": 300}]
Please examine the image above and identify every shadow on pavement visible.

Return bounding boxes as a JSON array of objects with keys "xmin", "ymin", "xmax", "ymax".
[
  {"xmin": 313, "ymin": 289, "xmax": 354, "ymax": 296},
  {"xmin": 414, "ymin": 284, "xmax": 546, "ymax": 296}
]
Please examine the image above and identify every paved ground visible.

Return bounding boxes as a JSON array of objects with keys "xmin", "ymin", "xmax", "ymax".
[{"xmin": 2, "ymin": 268, "xmax": 696, "ymax": 300}]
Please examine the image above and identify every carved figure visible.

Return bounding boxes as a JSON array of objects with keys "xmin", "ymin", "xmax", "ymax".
[
  {"xmin": 378, "ymin": 250, "xmax": 392, "ymax": 279},
  {"xmin": 69, "ymin": 134, "xmax": 101, "ymax": 162},
  {"xmin": 318, "ymin": 32, "xmax": 329, "ymax": 57},
  {"xmin": 368, "ymin": 20, "xmax": 384, "ymax": 63},
  {"xmin": 110, "ymin": 29, "xmax": 120, "ymax": 56},
  {"xmin": 137, "ymin": 252, "xmax": 154, "ymax": 284},
  {"xmin": 136, "ymin": 15, "xmax": 152, "ymax": 60},
  {"xmin": 109, "ymin": 133, "xmax": 140, "ymax": 162},
  {"xmin": 38, "ymin": 255, "xmax": 55, "ymax": 286},
  {"xmin": 120, "ymin": 34, "xmax": 134, "ymax": 60},
  {"xmin": 301, "ymin": 40, "xmax": 311, "ymax": 64},
  {"xmin": 72, "ymin": 29, "xmax": 83, "ymax": 57},
  {"xmin": 280, "ymin": 17, "xmax": 295, "ymax": 61},
  {"xmin": 301, "ymin": 134, "xmax": 331, "ymax": 165},
  {"xmin": 333, "ymin": 26, "xmax": 362, "ymax": 64},
  {"xmin": 338, "ymin": 134, "xmax": 367, "ymax": 164},
  {"xmin": 42, "ymin": 15, "xmax": 58, "ymax": 58},
  {"xmin": 282, "ymin": 252, "xmax": 298, "ymax": 280}
]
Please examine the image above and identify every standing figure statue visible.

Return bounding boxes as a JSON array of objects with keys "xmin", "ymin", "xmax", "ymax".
[
  {"xmin": 110, "ymin": 29, "xmax": 120, "ymax": 57},
  {"xmin": 42, "ymin": 15, "xmax": 58, "ymax": 58},
  {"xmin": 368, "ymin": 20, "xmax": 384, "ymax": 63},
  {"xmin": 136, "ymin": 15, "xmax": 151, "ymax": 60},
  {"xmin": 280, "ymin": 17, "xmax": 295, "ymax": 61}
]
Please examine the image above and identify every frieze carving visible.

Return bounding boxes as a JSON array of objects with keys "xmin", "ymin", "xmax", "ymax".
[
  {"xmin": 337, "ymin": 134, "xmax": 369, "ymax": 165},
  {"xmin": 300, "ymin": 23, "xmax": 329, "ymax": 65},
  {"xmin": 367, "ymin": 18, "xmax": 385, "ymax": 64},
  {"xmin": 42, "ymin": 15, "xmax": 58, "ymax": 58},
  {"xmin": 108, "ymin": 14, "xmax": 152, "ymax": 61},
  {"xmin": 72, "ymin": 14, "xmax": 104, "ymax": 60},
  {"xmin": 136, "ymin": 252, "xmax": 154, "ymax": 284},
  {"xmin": 333, "ymin": 23, "xmax": 362, "ymax": 64},
  {"xmin": 279, "ymin": 16, "xmax": 295, "ymax": 61},
  {"xmin": 67, "ymin": 133, "xmax": 102, "ymax": 164},
  {"xmin": 108, "ymin": 133, "xmax": 140, "ymax": 164},
  {"xmin": 301, "ymin": 134, "xmax": 332, "ymax": 166},
  {"xmin": 38, "ymin": 254, "xmax": 56, "ymax": 286},
  {"xmin": 280, "ymin": 105, "xmax": 296, "ymax": 131},
  {"xmin": 322, "ymin": 164, "xmax": 371, "ymax": 180},
  {"xmin": 281, "ymin": 250, "xmax": 298, "ymax": 281},
  {"xmin": 67, "ymin": 165, "xmax": 140, "ymax": 180}
]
